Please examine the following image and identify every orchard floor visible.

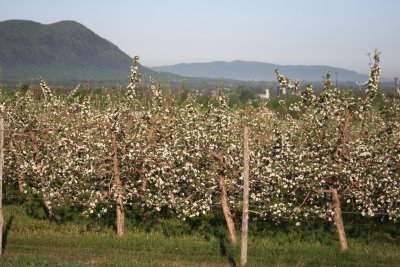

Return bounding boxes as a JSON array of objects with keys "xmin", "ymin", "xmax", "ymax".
[{"xmin": 1, "ymin": 205, "xmax": 399, "ymax": 267}]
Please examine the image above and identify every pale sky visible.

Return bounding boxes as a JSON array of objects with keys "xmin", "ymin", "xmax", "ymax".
[{"xmin": 1, "ymin": 0, "xmax": 399, "ymax": 77}]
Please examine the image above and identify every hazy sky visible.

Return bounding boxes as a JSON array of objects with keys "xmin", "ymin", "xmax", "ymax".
[{"xmin": 1, "ymin": 0, "xmax": 399, "ymax": 77}]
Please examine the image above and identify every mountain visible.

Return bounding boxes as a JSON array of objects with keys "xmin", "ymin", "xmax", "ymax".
[
  {"xmin": 0, "ymin": 19, "xmax": 373, "ymax": 85},
  {"xmin": 0, "ymin": 20, "xmax": 155, "ymax": 83},
  {"xmin": 152, "ymin": 60, "xmax": 370, "ymax": 82}
]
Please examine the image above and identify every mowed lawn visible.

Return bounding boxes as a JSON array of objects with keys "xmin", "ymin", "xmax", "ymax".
[{"xmin": 1, "ymin": 205, "xmax": 399, "ymax": 266}]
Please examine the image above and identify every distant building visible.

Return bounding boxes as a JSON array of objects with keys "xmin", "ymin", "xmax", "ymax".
[
  {"xmin": 276, "ymin": 85, "xmax": 287, "ymax": 97},
  {"xmin": 258, "ymin": 88, "xmax": 270, "ymax": 99},
  {"xmin": 276, "ymin": 85, "xmax": 281, "ymax": 97}
]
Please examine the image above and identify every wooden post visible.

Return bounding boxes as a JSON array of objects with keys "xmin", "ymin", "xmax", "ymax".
[
  {"xmin": 0, "ymin": 118, "xmax": 4, "ymax": 256},
  {"xmin": 241, "ymin": 127, "xmax": 250, "ymax": 266}
]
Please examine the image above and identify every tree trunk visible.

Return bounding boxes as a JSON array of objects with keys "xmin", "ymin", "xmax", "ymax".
[
  {"xmin": 0, "ymin": 118, "xmax": 4, "ymax": 256},
  {"xmin": 29, "ymin": 130, "xmax": 53, "ymax": 218},
  {"xmin": 111, "ymin": 130, "xmax": 124, "ymax": 237},
  {"xmin": 331, "ymin": 188, "xmax": 348, "ymax": 251},
  {"xmin": 140, "ymin": 178, "xmax": 147, "ymax": 221},
  {"xmin": 43, "ymin": 197, "xmax": 54, "ymax": 218},
  {"xmin": 116, "ymin": 195, "xmax": 125, "ymax": 236},
  {"xmin": 10, "ymin": 137, "xmax": 25, "ymax": 196},
  {"xmin": 9, "ymin": 138, "xmax": 26, "ymax": 196},
  {"xmin": 219, "ymin": 174, "xmax": 237, "ymax": 245}
]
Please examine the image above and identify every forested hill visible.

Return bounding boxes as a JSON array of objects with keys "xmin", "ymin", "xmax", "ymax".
[
  {"xmin": 152, "ymin": 60, "xmax": 370, "ymax": 82},
  {"xmin": 0, "ymin": 20, "xmax": 154, "ymax": 82}
]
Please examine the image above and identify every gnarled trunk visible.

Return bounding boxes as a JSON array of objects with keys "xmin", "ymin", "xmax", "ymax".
[
  {"xmin": 219, "ymin": 174, "xmax": 237, "ymax": 245},
  {"xmin": 0, "ymin": 118, "xmax": 4, "ymax": 255},
  {"xmin": 140, "ymin": 177, "xmax": 147, "ymax": 221},
  {"xmin": 29, "ymin": 130, "xmax": 53, "ymax": 218},
  {"xmin": 209, "ymin": 149, "xmax": 237, "ymax": 245},
  {"xmin": 111, "ymin": 130, "xmax": 124, "ymax": 237},
  {"xmin": 331, "ymin": 188, "xmax": 348, "ymax": 251},
  {"xmin": 43, "ymin": 197, "xmax": 54, "ymax": 218},
  {"xmin": 9, "ymin": 138, "xmax": 26, "ymax": 196}
]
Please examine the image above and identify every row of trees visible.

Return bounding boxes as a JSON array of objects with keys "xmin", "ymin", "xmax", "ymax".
[{"xmin": 0, "ymin": 51, "xmax": 398, "ymax": 250}]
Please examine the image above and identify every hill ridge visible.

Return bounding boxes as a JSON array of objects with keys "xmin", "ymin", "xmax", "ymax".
[{"xmin": 152, "ymin": 61, "xmax": 369, "ymax": 82}]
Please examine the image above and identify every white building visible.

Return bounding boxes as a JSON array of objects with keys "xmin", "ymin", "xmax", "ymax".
[
  {"xmin": 276, "ymin": 85, "xmax": 287, "ymax": 97},
  {"xmin": 258, "ymin": 88, "xmax": 270, "ymax": 99}
]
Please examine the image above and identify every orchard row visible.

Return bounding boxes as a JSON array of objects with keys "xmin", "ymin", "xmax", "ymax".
[{"xmin": 1, "ymin": 51, "xmax": 398, "ymax": 250}]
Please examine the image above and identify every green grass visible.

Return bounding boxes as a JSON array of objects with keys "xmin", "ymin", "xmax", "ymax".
[{"xmin": 1, "ymin": 205, "xmax": 399, "ymax": 266}]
